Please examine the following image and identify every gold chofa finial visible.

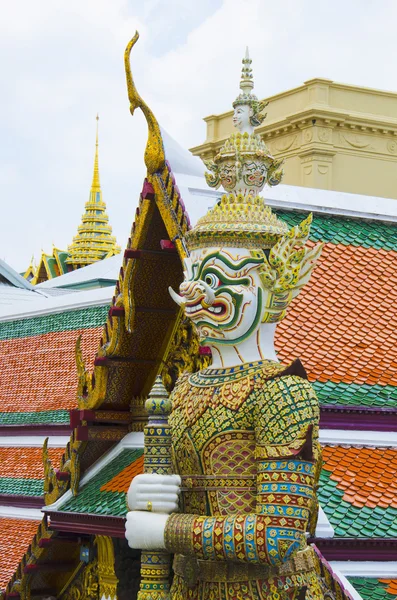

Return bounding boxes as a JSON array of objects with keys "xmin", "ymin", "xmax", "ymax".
[{"xmin": 124, "ymin": 32, "xmax": 165, "ymax": 174}]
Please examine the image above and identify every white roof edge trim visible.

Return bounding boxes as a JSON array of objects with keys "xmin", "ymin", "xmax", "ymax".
[
  {"xmin": 174, "ymin": 170, "xmax": 397, "ymax": 223},
  {"xmin": 330, "ymin": 561, "xmax": 397, "ymax": 578},
  {"xmin": 315, "ymin": 506, "xmax": 334, "ymax": 539},
  {"xmin": 265, "ymin": 197, "xmax": 397, "ymax": 223},
  {"xmin": 0, "ymin": 436, "xmax": 70, "ymax": 448},
  {"xmin": 0, "ymin": 505, "xmax": 43, "ymax": 520},
  {"xmin": 320, "ymin": 429, "xmax": 397, "ymax": 447},
  {"xmin": 44, "ymin": 432, "xmax": 144, "ymax": 512},
  {"xmin": 0, "ymin": 287, "xmax": 112, "ymax": 322},
  {"xmin": 0, "ymin": 258, "xmax": 36, "ymax": 290}
]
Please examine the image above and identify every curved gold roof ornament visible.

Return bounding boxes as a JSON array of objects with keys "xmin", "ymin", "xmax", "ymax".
[{"xmin": 124, "ymin": 32, "xmax": 165, "ymax": 175}]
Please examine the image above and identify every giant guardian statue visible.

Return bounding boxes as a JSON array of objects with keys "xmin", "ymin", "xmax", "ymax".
[{"xmin": 125, "ymin": 43, "xmax": 325, "ymax": 600}]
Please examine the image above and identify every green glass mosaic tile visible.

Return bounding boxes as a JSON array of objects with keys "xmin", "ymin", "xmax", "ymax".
[
  {"xmin": 62, "ymin": 448, "xmax": 143, "ymax": 517},
  {"xmin": 46, "ymin": 257, "xmax": 58, "ymax": 279},
  {"xmin": 0, "ymin": 410, "xmax": 70, "ymax": 425},
  {"xmin": 0, "ymin": 305, "xmax": 109, "ymax": 341},
  {"xmin": 274, "ymin": 210, "xmax": 397, "ymax": 251},
  {"xmin": 318, "ymin": 470, "xmax": 397, "ymax": 538},
  {"xmin": 347, "ymin": 578, "xmax": 395, "ymax": 600},
  {"xmin": 313, "ymin": 381, "xmax": 397, "ymax": 408},
  {"xmin": 57, "ymin": 251, "xmax": 70, "ymax": 274},
  {"xmin": 0, "ymin": 477, "xmax": 43, "ymax": 496}
]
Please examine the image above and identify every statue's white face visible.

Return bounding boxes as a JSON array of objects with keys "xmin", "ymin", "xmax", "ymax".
[
  {"xmin": 232, "ymin": 105, "xmax": 253, "ymax": 134},
  {"xmin": 176, "ymin": 247, "xmax": 266, "ymax": 346}
]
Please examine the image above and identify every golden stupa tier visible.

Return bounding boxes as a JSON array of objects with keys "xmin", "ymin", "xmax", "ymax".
[
  {"xmin": 186, "ymin": 192, "xmax": 288, "ymax": 250},
  {"xmin": 66, "ymin": 118, "xmax": 120, "ymax": 268}
]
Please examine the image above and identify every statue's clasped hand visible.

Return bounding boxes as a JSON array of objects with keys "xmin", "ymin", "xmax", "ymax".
[{"xmin": 125, "ymin": 473, "xmax": 181, "ymax": 550}]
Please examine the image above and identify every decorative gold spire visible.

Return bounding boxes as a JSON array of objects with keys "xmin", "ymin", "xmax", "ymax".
[
  {"xmin": 66, "ymin": 116, "xmax": 120, "ymax": 268},
  {"xmin": 92, "ymin": 114, "xmax": 100, "ymax": 191}
]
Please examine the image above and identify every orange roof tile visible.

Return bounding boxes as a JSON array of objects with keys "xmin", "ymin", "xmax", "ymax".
[
  {"xmin": 0, "ymin": 447, "xmax": 64, "ymax": 480},
  {"xmin": 380, "ymin": 580, "xmax": 397, "ymax": 595},
  {"xmin": 322, "ymin": 446, "xmax": 397, "ymax": 509},
  {"xmin": 100, "ymin": 455, "xmax": 144, "ymax": 493},
  {"xmin": 276, "ymin": 243, "xmax": 397, "ymax": 386},
  {"xmin": 0, "ymin": 518, "xmax": 40, "ymax": 590},
  {"xmin": 0, "ymin": 327, "xmax": 102, "ymax": 413}
]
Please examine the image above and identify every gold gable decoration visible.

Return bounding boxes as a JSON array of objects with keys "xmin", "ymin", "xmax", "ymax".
[{"xmin": 40, "ymin": 32, "xmax": 205, "ymax": 506}]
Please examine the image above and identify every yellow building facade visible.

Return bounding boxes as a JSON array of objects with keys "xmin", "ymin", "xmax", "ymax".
[{"xmin": 191, "ymin": 78, "xmax": 397, "ymax": 199}]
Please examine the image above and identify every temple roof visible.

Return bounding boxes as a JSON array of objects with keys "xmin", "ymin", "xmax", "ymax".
[
  {"xmin": 60, "ymin": 449, "xmax": 144, "ymax": 518},
  {"xmin": 276, "ymin": 215, "xmax": 397, "ymax": 393},
  {"xmin": 319, "ymin": 446, "xmax": 397, "ymax": 538},
  {"xmin": 347, "ymin": 578, "xmax": 397, "ymax": 599},
  {"xmin": 0, "ymin": 258, "xmax": 45, "ymax": 306},
  {"xmin": 0, "ymin": 518, "xmax": 41, "ymax": 591},
  {"xmin": 0, "ymin": 289, "xmax": 110, "ymax": 426},
  {"xmin": 36, "ymin": 253, "xmax": 121, "ymax": 290},
  {"xmin": 0, "ymin": 446, "xmax": 65, "ymax": 498}
]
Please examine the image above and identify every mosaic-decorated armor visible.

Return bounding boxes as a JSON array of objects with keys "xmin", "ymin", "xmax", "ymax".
[{"xmin": 165, "ymin": 360, "xmax": 323, "ymax": 599}]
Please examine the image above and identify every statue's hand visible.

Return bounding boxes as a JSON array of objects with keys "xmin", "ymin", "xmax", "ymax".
[
  {"xmin": 127, "ymin": 473, "xmax": 181, "ymax": 514},
  {"xmin": 126, "ymin": 511, "xmax": 168, "ymax": 550}
]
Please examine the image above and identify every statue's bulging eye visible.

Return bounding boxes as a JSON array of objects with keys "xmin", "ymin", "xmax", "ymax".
[{"xmin": 204, "ymin": 274, "xmax": 221, "ymax": 289}]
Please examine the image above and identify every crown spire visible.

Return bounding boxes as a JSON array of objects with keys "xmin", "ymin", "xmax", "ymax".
[
  {"xmin": 239, "ymin": 47, "xmax": 254, "ymax": 95},
  {"xmin": 233, "ymin": 48, "xmax": 268, "ymax": 129}
]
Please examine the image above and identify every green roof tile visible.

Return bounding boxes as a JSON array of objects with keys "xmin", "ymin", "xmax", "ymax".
[
  {"xmin": 57, "ymin": 251, "xmax": 70, "ymax": 274},
  {"xmin": 274, "ymin": 209, "xmax": 397, "ymax": 251},
  {"xmin": 61, "ymin": 448, "xmax": 143, "ymax": 517},
  {"xmin": 347, "ymin": 578, "xmax": 396, "ymax": 600},
  {"xmin": 313, "ymin": 381, "xmax": 397, "ymax": 408},
  {"xmin": 0, "ymin": 305, "xmax": 109, "ymax": 340},
  {"xmin": 0, "ymin": 477, "xmax": 43, "ymax": 496},
  {"xmin": 45, "ymin": 256, "xmax": 58, "ymax": 279},
  {"xmin": 0, "ymin": 410, "xmax": 69, "ymax": 425},
  {"xmin": 318, "ymin": 470, "xmax": 397, "ymax": 538}
]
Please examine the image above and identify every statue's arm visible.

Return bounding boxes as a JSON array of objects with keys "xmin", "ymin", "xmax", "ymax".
[{"xmin": 164, "ymin": 375, "xmax": 321, "ymax": 566}]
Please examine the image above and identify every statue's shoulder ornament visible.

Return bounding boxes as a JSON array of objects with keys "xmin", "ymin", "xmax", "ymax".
[
  {"xmin": 253, "ymin": 361, "xmax": 320, "ymax": 461},
  {"xmin": 170, "ymin": 359, "xmax": 311, "ymax": 428}
]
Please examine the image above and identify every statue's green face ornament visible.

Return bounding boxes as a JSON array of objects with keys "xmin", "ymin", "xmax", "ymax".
[{"xmin": 170, "ymin": 247, "xmax": 266, "ymax": 345}]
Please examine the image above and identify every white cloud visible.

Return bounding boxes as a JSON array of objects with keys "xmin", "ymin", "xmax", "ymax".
[{"xmin": 1, "ymin": 0, "xmax": 397, "ymax": 271}]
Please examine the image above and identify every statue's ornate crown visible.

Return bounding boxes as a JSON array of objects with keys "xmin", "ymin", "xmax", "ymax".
[
  {"xmin": 186, "ymin": 48, "xmax": 285, "ymax": 252},
  {"xmin": 186, "ymin": 49, "xmax": 323, "ymax": 320}
]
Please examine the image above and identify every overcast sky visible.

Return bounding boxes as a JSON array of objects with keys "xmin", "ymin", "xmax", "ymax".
[{"xmin": 2, "ymin": 0, "xmax": 397, "ymax": 272}]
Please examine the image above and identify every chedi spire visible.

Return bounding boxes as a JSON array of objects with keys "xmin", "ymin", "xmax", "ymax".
[{"xmin": 66, "ymin": 116, "xmax": 120, "ymax": 269}]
